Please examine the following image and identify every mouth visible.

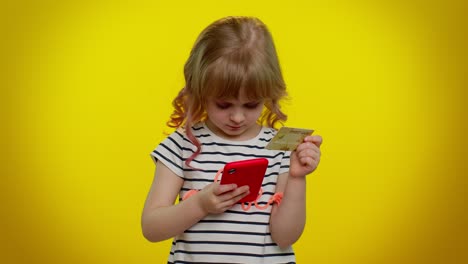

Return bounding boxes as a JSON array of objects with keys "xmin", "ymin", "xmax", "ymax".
[{"xmin": 227, "ymin": 125, "xmax": 242, "ymax": 130}]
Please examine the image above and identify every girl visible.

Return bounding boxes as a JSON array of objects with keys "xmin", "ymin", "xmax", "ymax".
[{"xmin": 142, "ymin": 16, "xmax": 322, "ymax": 263}]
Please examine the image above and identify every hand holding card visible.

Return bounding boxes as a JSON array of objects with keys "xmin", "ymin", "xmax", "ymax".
[{"xmin": 266, "ymin": 127, "xmax": 314, "ymax": 151}]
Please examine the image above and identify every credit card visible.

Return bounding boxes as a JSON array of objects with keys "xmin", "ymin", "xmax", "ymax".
[{"xmin": 266, "ymin": 127, "xmax": 314, "ymax": 151}]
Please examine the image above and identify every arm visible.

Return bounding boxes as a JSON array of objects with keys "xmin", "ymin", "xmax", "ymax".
[
  {"xmin": 270, "ymin": 135, "xmax": 322, "ymax": 248},
  {"xmin": 270, "ymin": 172, "xmax": 306, "ymax": 248},
  {"xmin": 141, "ymin": 161, "xmax": 250, "ymax": 242},
  {"xmin": 141, "ymin": 161, "xmax": 204, "ymax": 242}
]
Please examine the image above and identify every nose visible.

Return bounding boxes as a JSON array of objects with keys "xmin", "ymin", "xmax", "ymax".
[{"xmin": 230, "ymin": 109, "xmax": 245, "ymax": 124}]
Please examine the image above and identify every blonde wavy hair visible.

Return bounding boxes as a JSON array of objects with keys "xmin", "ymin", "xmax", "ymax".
[{"xmin": 167, "ymin": 16, "xmax": 288, "ymax": 167}]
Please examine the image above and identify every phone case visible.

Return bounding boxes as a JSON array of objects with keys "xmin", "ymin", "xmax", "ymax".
[{"xmin": 220, "ymin": 158, "xmax": 268, "ymax": 203}]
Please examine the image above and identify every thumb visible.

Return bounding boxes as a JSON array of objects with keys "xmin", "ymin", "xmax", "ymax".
[{"xmin": 310, "ymin": 135, "xmax": 323, "ymax": 148}]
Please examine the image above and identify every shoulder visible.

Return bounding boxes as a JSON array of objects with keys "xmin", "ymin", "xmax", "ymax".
[
  {"xmin": 162, "ymin": 129, "xmax": 190, "ymax": 146},
  {"xmin": 154, "ymin": 125, "xmax": 201, "ymax": 154},
  {"xmin": 161, "ymin": 123, "xmax": 213, "ymax": 148},
  {"xmin": 191, "ymin": 123, "xmax": 210, "ymax": 136},
  {"xmin": 167, "ymin": 123, "xmax": 206, "ymax": 142},
  {"xmin": 262, "ymin": 126, "xmax": 278, "ymax": 137},
  {"xmin": 257, "ymin": 126, "xmax": 278, "ymax": 144}
]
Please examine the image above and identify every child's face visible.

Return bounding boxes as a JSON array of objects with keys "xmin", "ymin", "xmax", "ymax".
[{"xmin": 205, "ymin": 94, "xmax": 264, "ymax": 140}]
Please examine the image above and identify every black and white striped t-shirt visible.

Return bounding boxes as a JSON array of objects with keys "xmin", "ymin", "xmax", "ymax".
[{"xmin": 151, "ymin": 123, "xmax": 295, "ymax": 264}]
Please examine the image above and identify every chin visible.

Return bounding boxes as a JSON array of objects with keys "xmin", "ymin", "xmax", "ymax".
[
  {"xmin": 223, "ymin": 130, "xmax": 241, "ymax": 136},
  {"xmin": 223, "ymin": 129, "xmax": 244, "ymax": 136}
]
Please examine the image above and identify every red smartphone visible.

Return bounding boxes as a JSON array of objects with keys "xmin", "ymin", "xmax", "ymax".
[{"xmin": 220, "ymin": 158, "xmax": 268, "ymax": 203}]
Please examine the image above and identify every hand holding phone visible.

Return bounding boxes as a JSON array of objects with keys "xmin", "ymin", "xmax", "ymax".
[{"xmin": 219, "ymin": 158, "xmax": 268, "ymax": 203}]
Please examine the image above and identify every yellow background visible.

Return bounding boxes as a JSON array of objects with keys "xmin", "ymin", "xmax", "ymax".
[{"xmin": 2, "ymin": 0, "xmax": 467, "ymax": 263}]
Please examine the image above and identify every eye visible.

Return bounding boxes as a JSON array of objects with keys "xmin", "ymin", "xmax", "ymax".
[
  {"xmin": 215, "ymin": 102, "xmax": 231, "ymax": 109},
  {"xmin": 244, "ymin": 102, "xmax": 261, "ymax": 109}
]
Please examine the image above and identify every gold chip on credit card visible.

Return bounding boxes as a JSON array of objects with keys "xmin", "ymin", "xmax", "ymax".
[{"xmin": 266, "ymin": 127, "xmax": 314, "ymax": 151}]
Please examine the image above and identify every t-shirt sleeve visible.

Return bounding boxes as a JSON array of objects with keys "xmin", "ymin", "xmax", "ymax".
[{"xmin": 150, "ymin": 130, "xmax": 188, "ymax": 178}]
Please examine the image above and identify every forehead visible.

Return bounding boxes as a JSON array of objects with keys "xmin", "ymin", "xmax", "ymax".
[
  {"xmin": 212, "ymin": 87, "xmax": 262, "ymax": 101},
  {"xmin": 210, "ymin": 89, "xmax": 263, "ymax": 103}
]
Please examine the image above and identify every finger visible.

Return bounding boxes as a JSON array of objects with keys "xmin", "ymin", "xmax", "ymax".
[
  {"xmin": 295, "ymin": 142, "xmax": 313, "ymax": 152},
  {"xmin": 221, "ymin": 185, "xmax": 249, "ymax": 201},
  {"xmin": 299, "ymin": 156, "xmax": 314, "ymax": 166},
  {"xmin": 214, "ymin": 182, "xmax": 237, "ymax": 195},
  {"xmin": 296, "ymin": 145, "xmax": 319, "ymax": 160},
  {"xmin": 217, "ymin": 186, "xmax": 249, "ymax": 208},
  {"xmin": 231, "ymin": 189, "xmax": 251, "ymax": 205},
  {"xmin": 296, "ymin": 146, "xmax": 319, "ymax": 160},
  {"xmin": 296, "ymin": 139, "xmax": 321, "ymax": 152},
  {"xmin": 301, "ymin": 152, "xmax": 320, "ymax": 166},
  {"xmin": 237, "ymin": 185, "xmax": 250, "ymax": 194},
  {"xmin": 312, "ymin": 135, "xmax": 322, "ymax": 147},
  {"xmin": 232, "ymin": 191, "xmax": 250, "ymax": 204},
  {"xmin": 305, "ymin": 135, "xmax": 322, "ymax": 147},
  {"xmin": 227, "ymin": 188, "xmax": 251, "ymax": 205}
]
